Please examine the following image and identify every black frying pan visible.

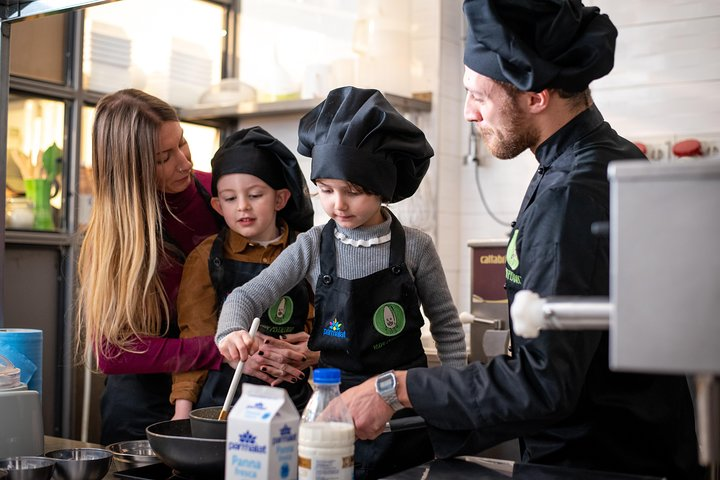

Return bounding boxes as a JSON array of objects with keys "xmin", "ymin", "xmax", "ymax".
[
  {"xmin": 145, "ymin": 419, "xmax": 225, "ymax": 478},
  {"xmin": 189, "ymin": 406, "xmax": 226, "ymax": 439}
]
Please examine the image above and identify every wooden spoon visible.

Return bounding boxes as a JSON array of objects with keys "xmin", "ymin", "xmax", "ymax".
[{"xmin": 218, "ymin": 317, "xmax": 261, "ymax": 420}]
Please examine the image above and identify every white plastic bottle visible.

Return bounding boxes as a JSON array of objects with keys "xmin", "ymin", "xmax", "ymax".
[{"xmin": 298, "ymin": 368, "xmax": 355, "ymax": 480}]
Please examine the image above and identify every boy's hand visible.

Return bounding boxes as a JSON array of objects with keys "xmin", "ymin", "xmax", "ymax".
[
  {"xmin": 218, "ymin": 330, "xmax": 258, "ymax": 362},
  {"xmin": 172, "ymin": 399, "xmax": 193, "ymax": 420}
]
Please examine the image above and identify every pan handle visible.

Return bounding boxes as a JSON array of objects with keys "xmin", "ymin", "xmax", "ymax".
[{"xmin": 382, "ymin": 415, "xmax": 426, "ymax": 433}]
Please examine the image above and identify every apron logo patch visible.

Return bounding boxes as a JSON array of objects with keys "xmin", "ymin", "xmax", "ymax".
[
  {"xmin": 269, "ymin": 296, "xmax": 294, "ymax": 325},
  {"xmin": 323, "ymin": 319, "xmax": 346, "ymax": 338},
  {"xmin": 505, "ymin": 229, "xmax": 522, "ymax": 285},
  {"xmin": 373, "ymin": 303, "xmax": 406, "ymax": 337},
  {"xmin": 506, "ymin": 229, "xmax": 520, "ymax": 270}
]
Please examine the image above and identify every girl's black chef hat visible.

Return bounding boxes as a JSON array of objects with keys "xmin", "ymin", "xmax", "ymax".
[
  {"xmin": 463, "ymin": 0, "xmax": 618, "ymax": 92},
  {"xmin": 298, "ymin": 86, "xmax": 433, "ymax": 203},
  {"xmin": 211, "ymin": 126, "xmax": 314, "ymax": 232}
]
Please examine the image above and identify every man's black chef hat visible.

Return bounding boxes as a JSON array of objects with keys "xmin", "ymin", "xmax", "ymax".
[
  {"xmin": 298, "ymin": 86, "xmax": 433, "ymax": 203},
  {"xmin": 211, "ymin": 126, "xmax": 314, "ymax": 232},
  {"xmin": 463, "ymin": 0, "xmax": 618, "ymax": 92}
]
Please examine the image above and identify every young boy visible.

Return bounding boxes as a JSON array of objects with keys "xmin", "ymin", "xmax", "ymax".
[
  {"xmin": 171, "ymin": 126, "xmax": 315, "ymax": 419},
  {"xmin": 216, "ymin": 87, "xmax": 467, "ymax": 479}
]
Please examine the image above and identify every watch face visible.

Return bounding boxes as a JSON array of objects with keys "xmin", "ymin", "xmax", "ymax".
[{"xmin": 377, "ymin": 373, "xmax": 395, "ymax": 392}]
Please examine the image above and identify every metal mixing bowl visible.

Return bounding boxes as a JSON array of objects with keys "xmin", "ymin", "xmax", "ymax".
[
  {"xmin": 44, "ymin": 448, "xmax": 112, "ymax": 480},
  {"xmin": 0, "ymin": 456, "xmax": 55, "ymax": 480},
  {"xmin": 106, "ymin": 439, "xmax": 159, "ymax": 471}
]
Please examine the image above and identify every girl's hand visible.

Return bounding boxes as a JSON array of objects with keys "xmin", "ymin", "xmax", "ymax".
[{"xmin": 218, "ymin": 330, "xmax": 258, "ymax": 362}]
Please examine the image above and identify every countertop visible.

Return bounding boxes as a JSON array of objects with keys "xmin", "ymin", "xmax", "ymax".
[
  {"xmin": 383, "ymin": 456, "xmax": 664, "ymax": 480},
  {"xmin": 44, "ymin": 436, "xmax": 664, "ymax": 480}
]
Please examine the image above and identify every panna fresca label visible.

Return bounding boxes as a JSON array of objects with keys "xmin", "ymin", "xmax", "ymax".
[
  {"xmin": 226, "ymin": 384, "xmax": 299, "ymax": 480},
  {"xmin": 228, "ymin": 430, "xmax": 267, "ymax": 454},
  {"xmin": 272, "ymin": 424, "xmax": 297, "ymax": 445}
]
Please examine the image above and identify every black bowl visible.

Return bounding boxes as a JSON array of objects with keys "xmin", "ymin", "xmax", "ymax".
[
  {"xmin": 189, "ymin": 406, "xmax": 227, "ymax": 439},
  {"xmin": 146, "ymin": 419, "xmax": 225, "ymax": 478}
]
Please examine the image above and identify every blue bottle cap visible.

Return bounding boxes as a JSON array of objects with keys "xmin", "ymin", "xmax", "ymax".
[{"xmin": 312, "ymin": 368, "xmax": 341, "ymax": 385}]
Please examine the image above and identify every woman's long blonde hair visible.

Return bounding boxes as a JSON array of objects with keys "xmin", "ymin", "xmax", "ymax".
[{"xmin": 77, "ymin": 89, "xmax": 178, "ymax": 364}]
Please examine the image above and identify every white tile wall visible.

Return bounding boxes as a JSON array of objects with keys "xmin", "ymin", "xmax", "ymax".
[
  {"xmin": 426, "ymin": 0, "xmax": 720, "ymax": 312},
  {"xmin": 234, "ymin": 0, "xmax": 720, "ymax": 317}
]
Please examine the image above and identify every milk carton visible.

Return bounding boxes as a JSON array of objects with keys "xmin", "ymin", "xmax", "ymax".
[{"xmin": 226, "ymin": 384, "xmax": 300, "ymax": 480}]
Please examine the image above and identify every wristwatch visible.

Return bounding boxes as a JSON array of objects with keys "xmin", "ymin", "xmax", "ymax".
[{"xmin": 375, "ymin": 370, "xmax": 404, "ymax": 412}]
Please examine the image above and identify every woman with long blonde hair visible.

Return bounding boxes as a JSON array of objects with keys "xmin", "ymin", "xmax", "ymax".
[{"xmin": 77, "ymin": 89, "xmax": 223, "ymax": 444}]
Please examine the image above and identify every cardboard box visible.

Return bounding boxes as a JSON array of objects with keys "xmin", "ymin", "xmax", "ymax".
[{"xmin": 226, "ymin": 384, "xmax": 299, "ymax": 480}]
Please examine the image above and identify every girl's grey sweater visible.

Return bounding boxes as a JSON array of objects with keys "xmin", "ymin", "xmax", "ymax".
[{"xmin": 216, "ymin": 209, "xmax": 467, "ymax": 368}]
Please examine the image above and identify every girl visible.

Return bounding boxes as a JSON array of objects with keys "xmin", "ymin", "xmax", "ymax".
[{"xmin": 216, "ymin": 86, "xmax": 467, "ymax": 479}]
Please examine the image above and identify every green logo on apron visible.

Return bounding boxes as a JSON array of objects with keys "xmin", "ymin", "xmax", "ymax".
[
  {"xmin": 373, "ymin": 302, "xmax": 406, "ymax": 337},
  {"xmin": 507, "ymin": 229, "xmax": 520, "ymax": 270},
  {"xmin": 269, "ymin": 296, "xmax": 293, "ymax": 325}
]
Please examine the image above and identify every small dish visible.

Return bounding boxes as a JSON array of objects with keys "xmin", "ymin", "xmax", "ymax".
[
  {"xmin": 44, "ymin": 448, "xmax": 112, "ymax": 480},
  {"xmin": 0, "ymin": 456, "xmax": 55, "ymax": 480},
  {"xmin": 106, "ymin": 440, "xmax": 159, "ymax": 471}
]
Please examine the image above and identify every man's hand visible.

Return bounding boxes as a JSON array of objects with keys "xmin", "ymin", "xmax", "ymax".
[{"xmin": 339, "ymin": 376, "xmax": 395, "ymax": 440}]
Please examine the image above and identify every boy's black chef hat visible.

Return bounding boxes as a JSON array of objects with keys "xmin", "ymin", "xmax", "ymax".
[
  {"xmin": 298, "ymin": 86, "xmax": 433, "ymax": 203},
  {"xmin": 211, "ymin": 126, "xmax": 314, "ymax": 232},
  {"xmin": 463, "ymin": 0, "xmax": 617, "ymax": 92}
]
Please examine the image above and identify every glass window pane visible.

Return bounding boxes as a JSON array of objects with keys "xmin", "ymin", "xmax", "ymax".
[
  {"xmin": 181, "ymin": 122, "xmax": 220, "ymax": 174},
  {"xmin": 6, "ymin": 95, "xmax": 66, "ymax": 231},
  {"xmin": 78, "ymin": 106, "xmax": 95, "ymax": 228},
  {"xmin": 239, "ymin": 0, "xmax": 361, "ymax": 102},
  {"xmin": 83, "ymin": 0, "xmax": 225, "ymax": 108},
  {"xmin": 9, "ymin": 13, "xmax": 68, "ymax": 84}
]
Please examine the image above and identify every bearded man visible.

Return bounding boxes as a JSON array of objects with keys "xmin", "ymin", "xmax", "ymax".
[{"xmin": 338, "ymin": 1, "xmax": 704, "ymax": 479}]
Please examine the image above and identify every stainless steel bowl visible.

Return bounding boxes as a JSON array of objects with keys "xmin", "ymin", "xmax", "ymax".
[
  {"xmin": 106, "ymin": 440, "xmax": 159, "ymax": 471},
  {"xmin": 0, "ymin": 456, "xmax": 55, "ymax": 480},
  {"xmin": 44, "ymin": 448, "xmax": 112, "ymax": 480}
]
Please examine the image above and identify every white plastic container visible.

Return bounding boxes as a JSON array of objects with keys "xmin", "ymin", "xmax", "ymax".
[{"xmin": 298, "ymin": 368, "xmax": 354, "ymax": 480}]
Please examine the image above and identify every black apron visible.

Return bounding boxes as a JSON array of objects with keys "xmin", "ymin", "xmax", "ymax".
[
  {"xmin": 195, "ymin": 226, "xmax": 313, "ymax": 411},
  {"xmin": 311, "ymin": 212, "xmax": 433, "ymax": 479},
  {"xmin": 101, "ymin": 373, "xmax": 174, "ymax": 445}
]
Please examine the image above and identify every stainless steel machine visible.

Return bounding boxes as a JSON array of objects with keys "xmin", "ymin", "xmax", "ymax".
[{"xmin": 512, "ymin": 158, "xmax": 720, "ymax": 471}]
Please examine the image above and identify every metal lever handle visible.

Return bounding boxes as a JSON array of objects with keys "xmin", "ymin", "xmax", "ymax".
[
  {"xmin": 459, "ymin": 311, "xmax": 501, "ymax": 329},
  {"xmin": 512, "ymin": 290, "xmax": 610, "ymax": 338}
]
